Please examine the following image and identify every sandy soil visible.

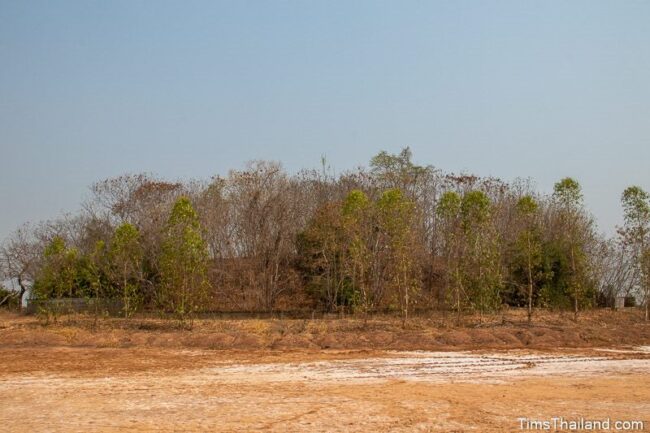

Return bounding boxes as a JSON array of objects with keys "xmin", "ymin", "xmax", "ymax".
[
  {"xmin": 1, "ymin": 346, "xmax": 649, "ymax": 433},
  {"xmin": 1, "ymin": 310, "xmax": 649, "ymax": 432}
]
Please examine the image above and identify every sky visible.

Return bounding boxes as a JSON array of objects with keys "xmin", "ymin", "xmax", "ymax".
[{"xmin": 1, "ymin": 0, "xmax": 649, "ymax": 241}]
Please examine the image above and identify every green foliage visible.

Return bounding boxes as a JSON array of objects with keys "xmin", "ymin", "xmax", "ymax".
[
  {"xmin": 370, "ymin": 147, "xmax": 416, "ymax": 175},
  {"xmin": 32, "ymin": 236, "xmax": 109, "ymax": 319},
  {"xmin": 377, "ymin": 188, "xmax": 420, "ymax": 321},
  {"xmin": 538, "ymin": 239, "xmax": 596, "ymax": 310},
  {"xmin": 370, "ymin": 147, "xmax": 430, "ymax": 191},
  {"xmin": 620, "ymin": 186, "xmax": 650, "ymax": 255},
  {"xmin": 0, "ymin": 285, "xmax": 19, "ymax": 309},
  {"xmin": 342, "ymin": 189, "xmax": 370, "ymax": 216},
  {"xmin": 516, "ymin": 195, "xmax": 538, "ymax": 215},
  {"xmin": 620, "ymin": 186, "xmax": 650, "ymax": 319},
  {"xmin": 298, "ymin": 202, "xmax": 357, "ymax": 309},
  {"xmin": 539, "ymin": 241, "xmax": 570, "ymax": 308},
  {"xmin": 551, "ymin": 177, "xmax": 592, "ymax": 317},
  {"xmin": 437, "ymin": 190, "xmax": 502, "ymax": 317},
  {"xmin": 437, "ymin": 191, "xmax": 461, "ymax": 219},
  {"xmin": 377, "ymin": 189, "xmax": 415, "ymax": 232},
  {"xmin": 553, "ymin": 177, "xmax": 583, "ymax": 208},
  {"xmin": 461, "ymin": 191, "xmax": 501, "ymax": 315},
  {"xmin": 44, "ymin": 236, "xmax": 65, "ymax": 258},
  {"xmin": 436, "ymin": 191, "xmax": 464, "ymax": 314},
  {"xmin": 158, "ymin": 197, "xmax": 210, "ymax": 322},
  {"xmin": 75, "ymin": 247, "xmax": 105, "ymax": 298},
  {"xmin": 342, "ymin": 189, "xmax": 375, "ymax": 312},
  {"xmin": 301, "ymin": 188, "xmax": 422, "ymax": 319},
  {"xmin": 37, "ymin": 238, "xmax": 106, "ymax": 300},
  {"xmin": 33, "ymin": 237, "xmax": 80, "ymax": 300},
  {"xmin": 461, "ymin": 190, "xmax": 491, "ymax": 230},
  {"xmin": 109, "ymin": 223, "xmax": 143, "ymax": 317},
  {"xmin": 7, "ymin": 150, "xmax": 618, "ymax": 321},
  {"xmin": 621, "ymin": 186, "xmax": 650, "ymax": 229},
  {"xmin": 508, "ymin": 195, "xmax": 545, "ymax": 319}
]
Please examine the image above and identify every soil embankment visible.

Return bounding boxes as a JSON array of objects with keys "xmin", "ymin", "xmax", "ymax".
[{"xmin": 0, "ymin": 309, "xmax": 648, "ymax": 351}]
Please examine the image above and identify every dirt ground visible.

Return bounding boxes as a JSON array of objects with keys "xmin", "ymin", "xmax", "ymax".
[
  {"xmin": 1, "ymin": 310, "xmax": 649, "ymax": 432},
  {"xmin": 1, "ymin": 308, "xmax": 649, "ymax": 351}
]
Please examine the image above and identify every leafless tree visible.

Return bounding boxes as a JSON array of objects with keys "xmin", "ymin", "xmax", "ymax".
[{"xmin": 0, "ymin": 225, "xmax": 41, "ymax": 309}]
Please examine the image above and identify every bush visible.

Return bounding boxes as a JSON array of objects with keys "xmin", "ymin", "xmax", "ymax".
[{"xmin": 0, "ymin": 285, "xmax": 19, "ymax": 309}]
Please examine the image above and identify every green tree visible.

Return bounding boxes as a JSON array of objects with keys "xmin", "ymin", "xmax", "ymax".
[
  {"xmin": 461, "ymin": 190, "xmax": 502, "ymax": 320},
  {"xmin": 553, "ymin": 177, "xmax": 588, "ymax": 320},
  {"xmin": 298, "ymin": 202, "xmax": 352, "ymax": 310},
  {"xmin": 370, "ymin": 147, "xmax": 431, "ymax": 193},
  {"xmin": 158, "ymin": 197, "xmax": 210, "ymax": 324},
  {"xmin": 514, "ymin": 195, "xmax": 543, "ymax": 322},
  {"xmin": 377, "ymin": 188, "xmax": 420, "ymax": 324},
  {"xmin": 82, "ymin": 240, "xmax": 110, "ymax": 323},
  {"xmin": 109, "ymin": 223, "xmax": 143, "ymax": 317},
  {"xmin": 33, "ymin": 237, "xmax": 78, "ymax": 300},
  {"xmin": 32, "ymin": 237, "xmax": 81, "ymax": 320},
  {"xmin": 620, "ymin": 186, "xmax": 650, "ymax": 320},
  {"xmin": 341, "ymin": 190, "xmax": 374, "ymax": 313},
  {"xmin": 437, "ymin": 191, "xmax": 464, "ymax": 321}
]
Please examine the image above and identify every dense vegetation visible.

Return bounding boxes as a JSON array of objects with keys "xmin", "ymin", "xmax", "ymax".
[{"xmin": 1, "ymin": 149, "xmax": 649, "ymax": 322}]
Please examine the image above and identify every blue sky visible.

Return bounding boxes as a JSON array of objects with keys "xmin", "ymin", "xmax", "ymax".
[{"xmin": 1, "ymin": 0, "xmax": 649, "ymax": 240}]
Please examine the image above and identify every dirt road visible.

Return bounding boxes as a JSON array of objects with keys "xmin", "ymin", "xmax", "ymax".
[{"xmin": 1, "ymin": 347, "xmax": 649, "ymax": 432}]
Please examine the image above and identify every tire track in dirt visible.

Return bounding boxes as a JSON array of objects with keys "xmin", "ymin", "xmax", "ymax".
[{"xmin": 206, "ymin": 349, "xmax": 650, "ymax": 384}]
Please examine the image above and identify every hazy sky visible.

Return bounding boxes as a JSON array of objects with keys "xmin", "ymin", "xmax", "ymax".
[{"xmin": 1, "ymin": 0, "xmax": 649, "ymax": 241}]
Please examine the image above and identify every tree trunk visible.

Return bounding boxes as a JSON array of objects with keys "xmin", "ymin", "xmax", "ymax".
[
  {"xmin": 402, "ymin": 278, "xmax": 409, "ymax": 328},
  {"xmin": 17, "ymin": 275, "xmax": 26, "ymax": 312},
  {"xmin": 527, "ymin": 280, "xmax": 533, "ymax": 324},
  {"xmin": 570, "ymin": 246, "xmax": 578, "ymax": 322},
  {"xmin": 123, "ymin": 270, "xmax": 129, "ymax": 318},
  {"xmin": 456, "ymin": 268, "xmax": 463, "ymax": 326},
  {"xmin": 526, "ymin": 237, "xmax": 533, "ymax": 324}
]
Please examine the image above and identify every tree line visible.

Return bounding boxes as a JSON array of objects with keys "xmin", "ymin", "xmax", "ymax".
[{"xmin": 1, "ymin": 148, "xmax": 649, "ymax": 322}]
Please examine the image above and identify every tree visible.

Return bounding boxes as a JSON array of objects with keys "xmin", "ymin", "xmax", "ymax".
[
  {"xmin": 0, "ymin": 225, "xmax": 40, "ymax": 310},
  {"xmin": 109, "ymin": 223, "xmax": 143, "ymax": 317},
  {"xmin": 33, "ymin": 237, "xmax": 79, "ymax": 300},
  {"xmin": 1, "ymin": 149, "xmax": 638, "ymax": 319},
  {"xmin": 513, "ymin": 195, "xmax": 543, "ymax": 322},
  {"xmin": 641, "ymin": 249, "xmax": 650, "ymax": 320},
  {"xmin": 341, "ymin": 189, "xmax": 375, "ymax": 313},
  {"xmin": 437, "ymin": 191, "xmax": 464, "ymax": 321},
  {"xmin": 553, "ymin": 177, "xmax": 588, "ymax": 320},
  {"xmin": 86, "ymin": 240, "xmax": 110, "ymax": 321},
  {"xmin": 226, "ymin": 161, "xmax": 303, "ymax": 311},
  {"xmin": 298, "ymin": 202, "xmax": 351, "ymax": 310},
  {"xmin": 88, "ymin": 174, "xmax": 183, "ymax": 294},
  {"xmin": 31, "ymin": 236, "xmax": 84, "ymax": 320},
  {"xmin": 158, "ymin": 197, "xmax": 210, "ymax": 323},
  {"xmin": 590, "ymin": 238, "xmax": 637, "ymax": 307},
  {"xmin": 377, "ymin": 188, "xmax": 420, "ymax": 324},
  {"xmin": 461, "ymin": 190, "xmax": 502, "ymax": 320},
  {"xmin": 619, "ymin": 186, "xmax": 650, "ymax": 320},
  {"xmin": 370, "ymin": 147, "xmax": 432, "ymax": 196}
]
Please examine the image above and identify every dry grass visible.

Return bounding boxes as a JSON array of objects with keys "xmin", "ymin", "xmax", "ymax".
[{"xmin": 1, "ymin": 308, "xmax": 648, "ymax": 351}]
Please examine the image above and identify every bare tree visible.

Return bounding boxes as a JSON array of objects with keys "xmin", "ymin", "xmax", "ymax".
[{"xmin": 0, "ymin": 225, "xmax": 41, "ymax": 310}]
